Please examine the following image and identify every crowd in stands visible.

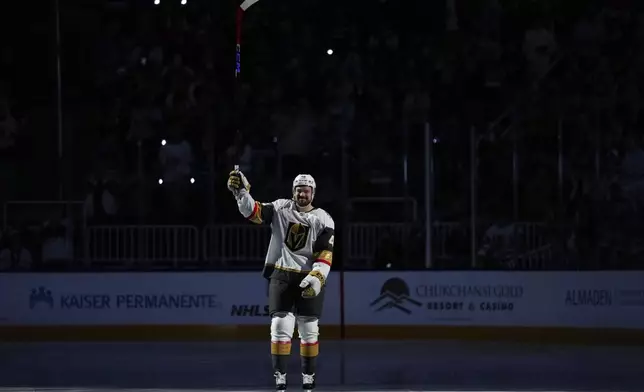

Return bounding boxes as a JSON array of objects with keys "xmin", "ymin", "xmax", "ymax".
[
  {"xmin": 1, "ymin": 0, "xmax": 644, "ymax": 270},
  {"xmin": 504, "ymin": 1, "xmax": 644, "ymax": 269}
]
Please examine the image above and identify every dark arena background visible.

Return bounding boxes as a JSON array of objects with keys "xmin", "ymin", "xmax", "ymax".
[{"xmin": 1, "ymin": 0, "xmax": 644, "ymax": 391}]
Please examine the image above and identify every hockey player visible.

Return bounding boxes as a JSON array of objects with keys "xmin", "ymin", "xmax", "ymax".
[{"xmin": 227, "ymin": 169, "xmax": 335, "ymax": 392}]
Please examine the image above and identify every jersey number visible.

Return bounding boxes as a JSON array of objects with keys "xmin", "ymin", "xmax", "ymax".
[{"xmin": 285, "ymin": 222, "xmax": 310, "ymax": 252}]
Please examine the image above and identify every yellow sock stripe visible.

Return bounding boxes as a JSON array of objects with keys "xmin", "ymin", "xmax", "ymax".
[
  {"xmin": 300, "ymin": 342, "xmax": 319, "ymax": 357},
  {"xmin": 271, "ymin": 341, "xmax": 292, "ymax": 355}
]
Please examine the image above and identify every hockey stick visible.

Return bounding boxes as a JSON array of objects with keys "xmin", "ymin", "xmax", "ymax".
[
  {"xmin": 231, "ymin": 164, "xmax": 241, "ymax": 198},
  {"xmin": 236, "ymin": 0, "xmax": 261, "ymax": 79},
  {"xmin": 233, "ymin": 0, "xmax": 261, "ymax": 171}
]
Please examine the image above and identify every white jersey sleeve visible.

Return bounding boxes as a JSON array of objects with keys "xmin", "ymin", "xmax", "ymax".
[
  {"xmin": 316, "ymin": 210, "xmax": 334, "ymax": 231},
  {"xmin": 235, "ymin": 190, "xmax": 288, "ymax": 225}
]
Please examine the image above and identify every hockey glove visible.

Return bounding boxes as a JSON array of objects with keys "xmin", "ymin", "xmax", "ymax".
[
  {"xmin": 300, "ymin": 270, "xmax": 325, "ymax": 298},
  {"xmin": 227, "ymin": 170, "xmax": 251, "ymax": 194}
]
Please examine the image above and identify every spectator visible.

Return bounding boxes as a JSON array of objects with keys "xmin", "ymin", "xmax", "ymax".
[
  {"xmin": 0, "ymin": 96, "xmax": 17, "ymax": 200},
  {"xmin": 522, "ymin": 20, "xmax": 558, "ymax": 80},
  {"xmin": 619, "ymin": 134, "xmax": 644, "ymax": 204},
  {"xmin": 84, "ymin": 174, "xmax": 119, "ymax": 225},
  {"xmin": 225, "ymin": 131, "xmax": 253, "ymax": 174},
  {"xmin": 159, "ymin": 120, "xmax": 194, "ymax": 222},
  {"xmin": 0, "ymin": 96, "xmax": 16, "ymax": 148},
  {"xmin": 0, "ymin": 230, "xmax": 33, "ymax": 271},
  {"xmin": 159, "ymin": 121, "xmax": 193, "ymax": 185},
  {"xmin": 127, "ymin": 93, "xmax": 162, "ymax": 144},
  {"xmin": 41, "ymin": 219, "xmax": 74, "ymax": 267},
  {"xmin": 274, "ymin": 98, "xmax": 317, "ymax": 180}
]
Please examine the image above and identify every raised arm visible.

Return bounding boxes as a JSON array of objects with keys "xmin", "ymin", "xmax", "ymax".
[
  {"xmin": 227, "ymin": 168, "xmax": 275, "ymax": 224},
  {"xmin": 236, "ymin": 190, "xmax": 276, "ymax": 224}
]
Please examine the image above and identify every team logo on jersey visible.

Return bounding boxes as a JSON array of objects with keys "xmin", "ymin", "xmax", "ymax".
[{"xmin": 285, "ymin": 222, "xmax": 310, "ymax": 252}]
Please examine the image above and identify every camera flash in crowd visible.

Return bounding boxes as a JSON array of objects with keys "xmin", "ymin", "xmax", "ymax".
[
  {"xmin": 158, "ymin": 179, "xmax": 163, "ymax": 185},
  {"xmin": 326, "ymin": 49, "xmax": 333, "ymax": 56},
  {"xmin": 181, "ymin": 0, "xmax": 187, "ymax": 4},
  {"xmin": 154, "ymin": 0, "xmax": 160, "ymax": 4},
  {"xmin": 161, "ymin": 139, "xmax": 166, "ymax": 146},
  {"xmin": 190, "ymin": 177, "xmax": 195, "ymax": 184}
]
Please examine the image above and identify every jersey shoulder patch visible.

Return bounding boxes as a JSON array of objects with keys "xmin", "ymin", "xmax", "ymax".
[
  {"xmin": 313, "ymin": 208, "xmax": 335, "ymax": 230},
  {"xmin": 272, "ymin": 199, "xmax": 293, "ymax": 210}
]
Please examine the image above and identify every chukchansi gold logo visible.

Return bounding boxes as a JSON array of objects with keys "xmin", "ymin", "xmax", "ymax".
[{"xmin": 285, "ymin": 222, "xmax": 310, "ymax": 252}]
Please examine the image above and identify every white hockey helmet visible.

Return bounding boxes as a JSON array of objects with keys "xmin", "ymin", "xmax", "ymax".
[{"xmin": 292, "ymin": 174, "xmax": 316, "ymax": 191}]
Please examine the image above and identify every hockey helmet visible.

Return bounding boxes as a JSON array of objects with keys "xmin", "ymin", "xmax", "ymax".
[{"xmin": 292, "ymin": 174, "xmax": 316, "ymax": 191}]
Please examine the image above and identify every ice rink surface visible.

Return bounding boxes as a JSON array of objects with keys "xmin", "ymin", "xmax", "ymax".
[{"xmin": 1, "ymin": 341, "xmax": 643, "ymax": 392}]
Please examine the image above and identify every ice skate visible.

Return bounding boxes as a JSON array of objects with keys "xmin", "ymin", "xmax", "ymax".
[
  {"xmin": 302, "ymin": 373, "xmax": 315, "ymax": 392},
  {"xmin": 274, "ymin": 371, "xmax": 287, "ymax": 391}
]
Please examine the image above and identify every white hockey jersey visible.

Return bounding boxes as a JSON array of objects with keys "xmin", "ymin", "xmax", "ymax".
[{"xmin": 236, "ymin": 190, "xmax": 335, "ymax": 275}]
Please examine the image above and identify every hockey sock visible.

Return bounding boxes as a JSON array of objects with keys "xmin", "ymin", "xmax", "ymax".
[
  {"xmin": 301, "ymin": 355, "xmax": 317, "ymax": 375},
  {"xmin": 271, "ymin": 341, "xmax": 291, "ymax": 373},
  {"xmin": 300, "ymin": 341, "xmax": 318, "ymax": 374}
]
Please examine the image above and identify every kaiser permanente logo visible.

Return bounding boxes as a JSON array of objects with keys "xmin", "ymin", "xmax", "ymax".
[
  {"xmin": 370, "ymin": 277, "xmax": 524, "ymax": 315},
  {"xmin": 30, "ymin": 287, "xmax": 54, "ymax": 309},
  {"xmin": 29, "ymin": 286, "xmax": 221, "ymax": 310}
]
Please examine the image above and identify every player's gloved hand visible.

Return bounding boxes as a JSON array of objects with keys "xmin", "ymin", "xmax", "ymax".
[
  {"xmin": 300, "ymin": 270, "xmax": 325, "ymax": 298},
  {"xmin": 227, "ymin": 169, "xmax": 251, "ymax": 193}
]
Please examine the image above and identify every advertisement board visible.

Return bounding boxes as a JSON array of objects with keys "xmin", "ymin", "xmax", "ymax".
[
  {"xmin": 0, "ymin": 272, "xmax": 342, "ymax": 326},
  {"xmin": 2, "ymin": 270, "xmax": 644, "ymax": 341},
  {"xmin": 343, "ymin": 271, "xmax": 644, "ymax": 329}
]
